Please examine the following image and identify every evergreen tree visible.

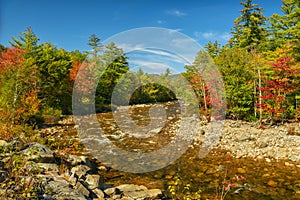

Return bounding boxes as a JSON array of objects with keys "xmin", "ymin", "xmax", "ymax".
[
  {"xmin": 87, "ymin": 34, "xmax": 103, "ymax": 57},
  {"xmin": 230, "ymin": 0, "xmax": 267, "ymax": 51},
  {"xmin": 10, "ymin": 27, "xmax": 39, "ymax": 53},
  {"xmin": 0, "ymin": 44, "xmax": 6, "ymax": 53},
  {"xmin": 204, "ymin": 41, "xmax": 221, "ymax": 58},
  {"xmin": 270, "ymin": 0, "xmax": 300, "ymax": 59},
  {"xmin": 95, "ymin": 42, "xmax": 129, "ymax": 110}
]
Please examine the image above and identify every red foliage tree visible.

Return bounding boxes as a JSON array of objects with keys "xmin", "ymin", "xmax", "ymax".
[{"xmin": 257, "ymin": 56, "xmax": 300, "ymax": 122}]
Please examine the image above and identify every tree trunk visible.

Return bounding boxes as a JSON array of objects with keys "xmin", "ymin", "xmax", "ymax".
[
  {"xmin": 258, "ymin": 68, "xmax": 262, "ymax": 125},
  {"xmin": 202, "ymin": 82, "xmax": 208, "ymax": 116},
  {"xmin": 254, "ymin": 79, "xmax": 257, "ymax": 118}
]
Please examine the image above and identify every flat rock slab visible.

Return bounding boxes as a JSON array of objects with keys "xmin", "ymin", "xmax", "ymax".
[
  {"xmin": 44, "ymin": 179, "xmax": 86, "ymax": 200},
  {"xmin": 116, "ymin": 184, "xmax": 162, "ymax": 199}
]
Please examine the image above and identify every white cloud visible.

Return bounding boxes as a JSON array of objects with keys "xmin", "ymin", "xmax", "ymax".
[
  {"xmin": 220, "ymin": 32, "xmax": 231, "ymax": 41},
  {"xmin": 166, "ymin": 9, "xmax": 186, "ymax": 17},
  {"xmin": 202, "ymin": 32, "xmax": 217, "ymax": 39},
  {"xmin": 194, "ymin": 31, "xmax": 216, "ymax": 39},
  {"xmin": 194, "ymin": 31, "xmax": 231, "ymax": 42},
  {"xmin": 129, "ymin": 60, "xmax": 176, "ymax": 74},
  {"xmin": 157, "ymin": 20, "xmax": 166, "ymax": 24}
]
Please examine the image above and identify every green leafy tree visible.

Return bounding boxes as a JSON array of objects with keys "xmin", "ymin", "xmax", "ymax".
[
  {"xmin": 10, "ymin": 28, "xmax": 75, "ymax": 114},
  {"xmin": 35, "ymin": 43, "xmax": 73, "ymax": 113},
  {"xmin": 0, "ymin": 47, "xmax": 40, "ymax": 125},
  {"xmin": 215, "ymin": 48, "xmax": 254, "ymax": 120},
  {"xmin": 230, "ymin": 0, "xmax": 268, "ymax": 51},
  {"xmin": 259, "ymin": 56, "xmax": 300, "ymax": 123}
]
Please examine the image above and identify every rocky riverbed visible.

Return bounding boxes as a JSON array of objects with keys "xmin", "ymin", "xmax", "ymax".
[
  {"xmin": 0, "ymin": 102, "xmax": 299, "ymax": 199},
  {"xmin": 216, "ymin": 120, "xmax": 300, "ymax": 164},
  {"xmin": 0, "ymin": 139, "xmax": 163, "ymax": 199}
]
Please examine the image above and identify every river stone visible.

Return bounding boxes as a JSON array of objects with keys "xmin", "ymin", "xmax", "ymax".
[
  {"xmin": 69, "ymin": 173, "xmax": 78, "ymax": 186},
  {"xmin": 104, "ymin": 187, "xmax": 116, "ymax": 196},
  {"xmin": 267, "ymin": 180, "xmax": 277, "ymax": 187},
  {"xmin": 71, "ymin": 165, "xmax": 91, "ymax": 179},
  {"xmin": 85, "ymin": 174, "xmax": 103, "ymax": 189},
  {"xmin": 237, "ymin": 168, "xmax": 246, "ymax": 174},
  {"xmin": 92, "ymin": 188, "xmax": 105, "ymax": 199},
  {"xmin": 44, "ymin": 179, "xmax": 86, "ymax": 200},
  {"xmin": 22, "ymin": 142, "xmax": 55, "ymax": 163},
  {"xmin": 116, "ymin": 184, "xmax": 162, "ymax": 199},
  {"xmin": 67, "ymin": 154, "xmax": 84, "ymax": 166},
  {"xmin": 75, "ymin": 182, "xmax": 90, "ymax": 197}
]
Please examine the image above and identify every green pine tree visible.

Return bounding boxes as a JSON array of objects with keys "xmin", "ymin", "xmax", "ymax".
[{"xmin": 230, "ymin": 0, "xmax": 268, "ymax": 51}]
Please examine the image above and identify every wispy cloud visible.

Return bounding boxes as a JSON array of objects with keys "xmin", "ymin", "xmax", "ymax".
[
  {"xmin": 157, "ymin": 20, "xmax": 166, "ymax": 24},
  {"xmin": 220, "ymin": 32, "xmax": 231, "ymax": 41},
  {"xmin": 165, "ymin": 9, "xmax": 186, "ymax": 17},
  {"xmin": 194, "ymin": 31, "xmax": 231, "ymax": 42}
]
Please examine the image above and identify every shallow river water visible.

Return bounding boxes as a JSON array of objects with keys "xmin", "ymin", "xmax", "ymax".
[{"xmin": 80, "ymin": 101, "xmax": 300, "ymax": 199}]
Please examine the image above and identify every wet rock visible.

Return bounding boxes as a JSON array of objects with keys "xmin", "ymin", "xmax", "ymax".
[
  {"xmin": 267, "ymin": 180, "xmax": 277, "ymax": 187},
  {"xmin": 164, "ymin": 174, "xmax": 173, "ymax": 179},
  {"xmin": 22, "ymin": 142, "xmax": 55, "ymax": 163}
]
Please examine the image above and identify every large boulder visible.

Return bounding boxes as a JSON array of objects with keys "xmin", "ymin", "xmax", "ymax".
[{"xmin": 43, "ymin": 179, "xmax": 86, "ymax": 200}]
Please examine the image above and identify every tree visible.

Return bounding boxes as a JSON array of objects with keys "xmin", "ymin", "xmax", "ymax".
[
  {"xmin": 95, "ymin": 42, "xmax": 129, "ymax": 110},
  {"xmin": 10, "ymin": 27, "xmax": 39, "ymax": 53},
  {"xmin": 230, "ymin": 0, "xmax": 268, "ymax": 51},
  {"xmin": 0, "ymin": 47, "xmax": 39, "ymax": 124},
  {"xmin": 215, "ymin": 48, "xmax": 254, "ymax": 120},
  {"xmin": 88, "ymin": 34, "xmax": 103, "ymax": 57},
  {"xmin": 0, "ymin": 44, "xmax": 6, "ymax": 53},
  {"xmin": 258, "ymin": 56, "xmax": 300, "ymax": 123},
  {"xmin": 270, "ymin": 0, "xmax": 300, "ymax": 59},
  {"xmin": 9, "ymin": 28, "xmax": 77, "ymax": 114},
  {"xmin": 204, "ymin": 41, "xmax": 221, "ymax": 58},
  {"xmin": 35, "ymin": 43, "xmax": 74, "ymax": 113},
  {"xmin": 182, "ymin": 50, "xmax": 217, "ymax": 116}
]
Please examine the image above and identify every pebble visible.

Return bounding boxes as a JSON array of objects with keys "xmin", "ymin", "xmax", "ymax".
[{"xmin": 267, "ymin": 180, "xmax": 277, "ymax": 187}]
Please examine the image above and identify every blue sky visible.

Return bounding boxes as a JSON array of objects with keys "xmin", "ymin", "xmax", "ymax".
[
  {"xmin": 0, "ymin": 0, "xmax": 283, "ymax": 73},
  {"xmin": 1, "ymin": 0, "xmax": 283, "ymax": 51}
]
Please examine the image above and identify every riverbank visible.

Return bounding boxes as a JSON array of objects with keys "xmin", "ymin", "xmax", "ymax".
[{"xmin": 0, "ymin": 102, "xmax": 299, "ymax": 199}]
